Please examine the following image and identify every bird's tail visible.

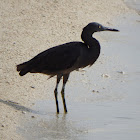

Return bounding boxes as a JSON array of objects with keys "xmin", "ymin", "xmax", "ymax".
[{"xmin": 17, "ymin": 61, "xmax": 30, "ymax": 76}]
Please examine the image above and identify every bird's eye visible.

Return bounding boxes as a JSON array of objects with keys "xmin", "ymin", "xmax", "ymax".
[{"xmin": 99, "ymin": 25, "xmax": 101, "ymax": 28}]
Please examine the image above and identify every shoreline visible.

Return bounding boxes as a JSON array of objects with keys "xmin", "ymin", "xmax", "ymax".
[{"xmin": 0, "ymin": 0, "xmax": 137, "ymax": 139}]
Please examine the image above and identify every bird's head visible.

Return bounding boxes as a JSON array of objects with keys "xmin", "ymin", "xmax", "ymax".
[{"xmin": 83, "ymin": 22, "xmax": 119, "ymax": 34}]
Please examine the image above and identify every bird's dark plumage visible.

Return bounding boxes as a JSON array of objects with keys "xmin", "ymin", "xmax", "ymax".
[{"xmin": 17, "ymin": 22, "xmax": 119, "ymax": 113}]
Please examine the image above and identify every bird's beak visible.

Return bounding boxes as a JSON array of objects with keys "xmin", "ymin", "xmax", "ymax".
[{"xmin": 103, "ymin": 26, "xmax": 119, "ymax": 32}]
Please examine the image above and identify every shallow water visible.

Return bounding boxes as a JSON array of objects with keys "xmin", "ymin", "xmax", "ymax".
[
  {"xmin": 17, "ymin": 12, "xmax": 140, "ymax": 140},
  {"xmin": 18, "ymin": 100, "xmax": 140, "ymax": 140}
]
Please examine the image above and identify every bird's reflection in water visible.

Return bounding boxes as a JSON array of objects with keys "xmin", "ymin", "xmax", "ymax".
[{"xmin": 18, "ymin": 113, "xmax": 84, "ymax": 140}]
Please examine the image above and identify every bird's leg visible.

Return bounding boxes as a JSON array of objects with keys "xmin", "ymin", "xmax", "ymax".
[
  {"xmin": 61, "ymin": 74, "xmax": 70, "ymax": 113},
  {"xmin": 54, "ymin": 75, "xmax": 62, "ymax": 113}
]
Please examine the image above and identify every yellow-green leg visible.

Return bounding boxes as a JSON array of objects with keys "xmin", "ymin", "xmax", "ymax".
[
  {"xmin": 54, "ymin": 75, "xmax": 62, "ymax": 113},
  {"xmin": 61, "ymin": 74, "xmax": 69, "ymax": 113}
]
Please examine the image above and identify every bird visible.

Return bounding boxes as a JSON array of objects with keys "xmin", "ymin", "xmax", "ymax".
[{"xmin": 17, "ymin": 22, "xmax": 119, "ymax": 113}]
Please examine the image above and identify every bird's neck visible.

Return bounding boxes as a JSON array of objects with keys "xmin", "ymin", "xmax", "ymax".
[
  {"xmin": 81, "ymin": 29, "xmax": 101, "ymax": 66},
  {"xmin": 81, "ymin": 30, "xmax": 100, "ymax": 49}
]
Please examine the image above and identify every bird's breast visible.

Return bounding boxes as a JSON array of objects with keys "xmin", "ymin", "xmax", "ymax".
[{"xmin": 76, "ymin": 45, "xmax": 100, "ymax": 68}]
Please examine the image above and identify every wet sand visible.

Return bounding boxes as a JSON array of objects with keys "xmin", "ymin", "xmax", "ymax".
[{"xmin": 0, "ymin": 0, "xmax": 140, "ymax": 139}]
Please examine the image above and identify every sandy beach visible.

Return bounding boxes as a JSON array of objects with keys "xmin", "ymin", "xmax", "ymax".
[{"xmin": 0, "ymin": 0, "xmax": 140, "ymax": 139}]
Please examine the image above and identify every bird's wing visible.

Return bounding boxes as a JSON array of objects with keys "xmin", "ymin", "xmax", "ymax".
[{"xmin": 31, "ymin": 42, "xmax": 83, "ymax": 72}]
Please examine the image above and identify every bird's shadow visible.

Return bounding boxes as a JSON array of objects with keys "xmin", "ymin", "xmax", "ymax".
[{"xmin": 0, "ymin": 99, "xmax": 38, "ymax": 114}]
